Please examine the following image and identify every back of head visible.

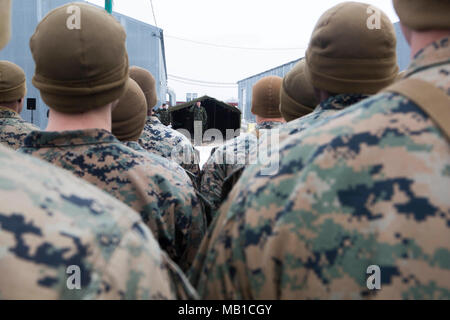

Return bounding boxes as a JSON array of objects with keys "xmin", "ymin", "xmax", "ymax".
[
  {"xmin": 280, "ymin": 60, "xmax": 319, "ymax": 122},
  {"xmin": 30, "ymin": 2, "xmax": 129, "ymax": 114},
  {"xmin": 393, "ymin": 0, "xmax": 450, "ymax": 31},
  {"xmin": 251, "ymin": 76, "xmax": 283, "ymax": 119},
  {"xmin": 0, "ymin": 0, "xmax": 11, "ymax": 50},
  {"xmin": 305, "ymin": 1, "xmax": 399, "ymax": 94},
  {"xmin": 0, "ymin": 61, "xmax": 27, "ymax": 104},
  {"xmin": 112, "ymin": 78, "xmax": 147, "ymax": 142},
  {"xmin": 129, "ymin": 66, "xmax": 157, "ymax": 112}
]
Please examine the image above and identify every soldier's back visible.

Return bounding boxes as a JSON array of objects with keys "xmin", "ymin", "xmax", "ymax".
[
  {"xmin": 193, "ymin": 36, "xmax": 450, "ymax": 300},
  {"xmin": 0, "ymin": 107, "xmax": 39, "ymax": 150},
  {"xmin": 201, "ymin": 133, "xmax": 257, "ymax": 219},
  {"xmin": 0, "ymin": 144, "xmax": 197, "ymax": 299},
  {"xmin": 139, "ymin": 116, "xmax": 200, "ymax": 178},
  {"xmin": 20, "ymin": 128, "xmax": 206, "ymax": 271}
]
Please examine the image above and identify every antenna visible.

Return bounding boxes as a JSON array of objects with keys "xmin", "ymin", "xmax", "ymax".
[{"xmin": 105, "ymin": 0, "xmax": 113, "ymax": 14}]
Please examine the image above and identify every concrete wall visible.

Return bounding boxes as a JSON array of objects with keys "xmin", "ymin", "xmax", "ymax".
[
  {"xmin": 0, "ymin": 0, "xmax": 167, "ymax": 129},
  {"xmin": 238, "ymin": 22, "xmax": 411, "ymax": 122}
]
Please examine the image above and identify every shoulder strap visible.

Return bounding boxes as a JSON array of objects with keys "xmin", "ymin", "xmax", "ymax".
[{"xmin": 383, "ymin": 78, "xmax": 450, "ymax": 140}]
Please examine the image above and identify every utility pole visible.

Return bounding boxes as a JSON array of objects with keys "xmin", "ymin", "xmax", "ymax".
[{"xmin": 105, "ymin": 0, "xmax": 113, "ymax": 14}]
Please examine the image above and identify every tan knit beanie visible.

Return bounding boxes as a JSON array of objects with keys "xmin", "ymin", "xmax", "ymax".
[
  {"xmin": 0, "ymin": 0, "xmax": 11, "ymax": 50},
  {"xmin": 394, "ymin": 0, "xmax": 450, "ymax": 31},
  {"xmin": 129, "ymin": 66, "xmax": 157, "ymax": 111},
  {"xmin": 305, "ymin": 1, "xmax": 399, "ymax": 94},
  {"xmin": 0, "ymin": 61, "xmax": 27, "ymax": 103},
  {"xmin": 251, "ymin": 76, "xmax": 283, "ymax": 118},
  {"xmin": 30, "ymin": 2, "xmax": 129, "ymax": 114},
  {"xmin": 280, "ymin": 60, "xmax": 319, "ymax": 122},
  {"xmin": 112, "ymin": 78, "xmax": 147, "ymax": 142}
]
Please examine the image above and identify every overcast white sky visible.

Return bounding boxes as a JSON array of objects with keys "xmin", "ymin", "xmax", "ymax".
[{"xmin": 88, "ymin": 0, "xmax": 400, "ymax": 102}]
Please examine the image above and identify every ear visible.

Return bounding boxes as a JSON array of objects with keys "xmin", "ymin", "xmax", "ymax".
[{"xmin": 17, "ymin": 98, "xmax": 25, "ymax": 113}]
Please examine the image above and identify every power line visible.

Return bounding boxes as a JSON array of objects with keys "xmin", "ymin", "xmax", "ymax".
[
  {"xmin": 150, "ymin": 0, "xmax": 158, "ymax": 28},
  {"xmin": 168, "ymin": 74, "xmax": 237, "ymax": 86},
  {"xmin": 168, "ymin": 77, "xmax": 238, "ymax": 88},
  {"xmin": 165, "ymin": 34, "xmax": 306, "ymax": 52},
  {"xmin": 168, "ymin": 79, "xmax": 237, "ymax": 88}
]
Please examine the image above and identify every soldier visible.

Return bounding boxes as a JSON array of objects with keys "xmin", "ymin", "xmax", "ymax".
[
  {"xmin": 111, "ymin": 77, "xmax": 201, "ymax": 202},
  {"xmin": 273, "ymin": 9, "xmax": 398, "ymax": 151},
  {"xmin": 0, "ymin": 1, "xmax": 196, "ymax": 300},
  {"xmin": 0, "ymin": 61, "xmax": 39, "ymax": 150},
  {"xmin": 191, "ymin": 1, "xmax": 450, "ymax": 300},
  {"xmin": 200, "ymin": 76, "xmax": 285, "ymax": 222},
  {"xmin": 20, "ymin": 3, "xmax": 205, "ymax": 271},
  {"xmin": 0, "ymin": 144, "xmax": 198, "ymax": 299},
  {"xmin": 189, "ymin": 101, "xmax": 208, "ymax": 145},
  {"xmin": 156, "ymin": 103, "xmax": 172, "ymax": 126},
  {"xmin": 132, "ymin": 66, "xmax": 201, "ymax": 184}
]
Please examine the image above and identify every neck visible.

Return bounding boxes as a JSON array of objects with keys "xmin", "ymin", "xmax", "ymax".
[
  {"xmin": 256, "ymin": 116, "xmax": 286, "ymax": 124},
  {"xmin": 46, "ymin": 104, "xmax": 113, "ymax": 132},
  {"xmin": 0, "ymin": 104, "xmax": 19, "ymax": 113},
  {"xmin": 256, "ymin": 117, "xmax": 285, "ymax": 125},
  {"xmin": 409, "ymin": 29, "xmax": 450, "ymax": 58}
]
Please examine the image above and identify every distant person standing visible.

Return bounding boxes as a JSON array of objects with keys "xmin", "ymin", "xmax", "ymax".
[
  {"xmin": 156, "ymin": 103, "xmax": 171, "ymax": 126},
  {"xmin": 0, "ymin": 61, "xmax": 39, "ymax": 150},
  {"xmin": 190, "ymin": 101, "xmax": 207, "ymax": 144}
]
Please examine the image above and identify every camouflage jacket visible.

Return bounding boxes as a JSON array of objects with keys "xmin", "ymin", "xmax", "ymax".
[
  {"xmin": 190, "ymin": 105, "xmax": 208, "ymax": 124},
  {"xmin": 139, "ymin": 116, "xmax": 200, "ymax": 178},
  {"xmin": 156, "ymin": 108, "xmax": 171, "ymax": 126},
  {"xmin": 260, "ymin": 94, "xmax": 369, "ymax": 159},
  {"xmin": 20, "ymin": 129, "xmax": 206, "ymax": 271},
  {"xmin": 255, "ymin": 121, "xmax": 284, "ymax": 131},
  {"xmin": 0, "ymin": 144, "xmax": 197, "ymax": 299},
  {"xmin": 0, "ymin": 107, "xmax": 39, "ymax": 150},
  {"xmin": 191, "ymin": 36, "xmax": 450, "ymax": 299},
  {"xmin": 201, "ymin": 121, "xmax": 284, "ymax": 222},
  {"xmin": 125, "ymin": 140, "xmax": 191, "ymax": 179}
]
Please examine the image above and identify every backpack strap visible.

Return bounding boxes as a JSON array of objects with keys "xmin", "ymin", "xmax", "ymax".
[{"xmin": 383, "ymin": 78, "xmax": 450, "ymax": 141}]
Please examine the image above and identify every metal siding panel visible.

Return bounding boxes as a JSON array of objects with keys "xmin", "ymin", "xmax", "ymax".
[{"xmin": 0, "ymin": 0, "xmax": 167, "ymax": 129}]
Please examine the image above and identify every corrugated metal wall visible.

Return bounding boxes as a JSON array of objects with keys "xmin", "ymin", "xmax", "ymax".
[
  {"xmin": 0, "ymin": 0, "xmax": 167, "ymax": 129},
  {"xmin": 238, "ymin": 22, "xmax": 411, "ymax": 122}
]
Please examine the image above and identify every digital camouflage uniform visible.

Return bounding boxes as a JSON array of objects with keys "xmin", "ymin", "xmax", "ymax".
[
  {"xmin": 191, "ymin": 37, "xmax": 450, "ymax": 299},
  {"xmin": 201, "ymin": 121, "xmax": 284, "ymax": 221},
  {"xmin": 190, "ymin": 105, "xmax": 208, "ymax": 131},
  {"xmin": 20, "ymin": 129, "xmax": 206, "ymax": 271},
  {"xmin": 279, "ymin": 94, "xmax": 368, "ymax": 143},
  {"xmin": 125, "ymin": 140, "xmax": 190, "ymax": 179},
  {"xmin": 0, "ymin": 106, "xmax": 39, "ymax": 150},
  {"xmin": 0, "ymin": 144, "xmax": 197, "ymax": 299},
  {"xmin": 260, "ymin": 95, "xmax": 370, "ymax": 160},
  {"xmin": 139, "ymin": 116, "xmax": 201, "ymax": 179}
]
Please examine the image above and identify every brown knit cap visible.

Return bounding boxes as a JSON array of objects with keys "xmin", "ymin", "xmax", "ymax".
[
  {"xmin": 0, "ymin": 61, "xmax": 27, "ymax": 103},
  {"xmin": 394, "ymin": 0, "xmax": 450, "ymax": 31},
  {"xmin": 129, "ymin": 66, "xmax": 157, "ymax": 111},
  {"xmin": 112, "ymin": 78, "xmax": 147, "ymax": 142},
  {"xmin": 280, "ymin": 60, "xmax": 319, "ymax": 122},
  {"xmin": 305, "ymin": 2, "xmax": 399, "ymax": 94},
  {"xmin": 251, "ymin": 76, "xmax": 283, "ymax": 118},
  {"xmin": 0, "ymin": 0, "xmax": 11, "ymax": 50},
  {"xmin": 30, "ymin": 2, "xmax": 129, "ymax": 114}
]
